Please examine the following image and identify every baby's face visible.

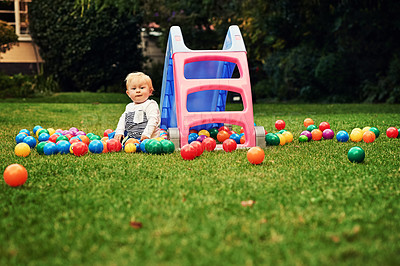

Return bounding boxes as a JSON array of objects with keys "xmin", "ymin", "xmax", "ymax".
[{"xmin": 126, "ymin": 81, "xmax": 152, "ymax": 104}]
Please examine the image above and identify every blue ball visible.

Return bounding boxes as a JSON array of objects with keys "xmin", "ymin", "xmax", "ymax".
[
  {"xmin": 188, "ymin": 133, "xmax": 199, "ymax": 144},
  {"xmin": 57, "ymin": 140, "xmax": 71, "ymax": 154},
  {"xmin": 33, "ymin": 125, "xmax": 42, "ymax": 135},
  {"xmin": 336, "ymin": 130, "xmax": 349, "ymax": 142},
  {"xmin": 19, "ymin": 129, "xmax": 30, "ymax": 136},
  {"xmin": 135, "ymin": 143, "xmax": 141, "ymax": 152},
  {"xmin": 23, "ymin": 136, "xmax": 37, "ymax": 148},
  {"xmin": 38, "ymin": 133, "xmax": 50, "ymax": 142},
  {"xmin": 88, "ymin": 140, "xmax": 103, "ymax": 154},
  {"xmin": 44, "ymin": 142, "xmax": 58, "ymax": 155},
  {"xmin": 229, "ymin": 133, "xmax": 241, "ymax": 144},
  {"xmin": 140, "ymin": 139, "xmax": 149, "ymax": 153},
  {"xmin": 15, "ymin": 133, "xmax": 27, "ymax": 144}
]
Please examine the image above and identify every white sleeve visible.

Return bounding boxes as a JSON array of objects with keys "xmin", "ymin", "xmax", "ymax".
[
  {"xmin": 115, "ymin": 112, "xmax": 126, "ymax": 135},
  {"xmin": 142, "ymin": 101, "xmax": 160, "ymax": 138}
]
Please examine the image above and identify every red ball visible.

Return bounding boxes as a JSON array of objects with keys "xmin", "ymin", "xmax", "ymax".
[
  {"xmin": 190, "ymin": 141, "xmax": 204, "ymax": 157},
  {"xmin": 72, "ymin": 142, "xmax": 88, "ymax": 156},
  {"xmin": 386, "ymin": 127, "xmax": 399, "ymax": 138},
  {"xmin": 3, "ymin": 164, "xmax": 28, "ymax": 187},
  {"xmin": 48, "ymin": 134, "xmax": 58, "ymax": 143},
  {"xmin": 107, "ymin": 139, "xmax": 122, "ymax": 152},
  {"xmin": 104, "ymin": 129, "xmax": 113, "ymax": 137},
  {"xmin": 202, "ymin": 137, "xmax": 217, "ymax": 151},
  {"xmin": 181, "ymin": 144, "xmax": 196, "ymax": 160},
  {"xmin": 222, "ymin": 139, "xmax": 237, "ymax": 152},
  {"xmin": 319, "ymin": 121, "xmax": 330, "ymax": 131},
  {"xmin": 247, "ymin": 147, "xmax": 265, "ymax": 165},
  {"xmin": 275, "ymin": 120, "xmax": 286, "ymax": 130},
  {"xmin": 218, "ymin": 126, "xmax": 230, "ymax": 132}
]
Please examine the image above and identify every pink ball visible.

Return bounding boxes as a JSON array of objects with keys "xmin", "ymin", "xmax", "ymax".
[
  {"xmin": 300, "ymin": 130, "xmax": 312, "ymax": 141},
  {"xmin": 322, "ymin": 129, "xmax": 334, "ymax": 139}
]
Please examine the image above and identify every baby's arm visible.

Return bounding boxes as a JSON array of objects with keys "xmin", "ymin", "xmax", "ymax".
[
  {"xmin": 114, "ymin": 112, "xmax": 126, "ymax": 142},
  {"xmin": 141, "ymin": 101, "xmax": 160, "ymax": 140}
]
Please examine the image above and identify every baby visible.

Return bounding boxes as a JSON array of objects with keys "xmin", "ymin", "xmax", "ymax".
[{"xmin": 114, "ymin": 72, "xmax": 161, "ymax": 143}]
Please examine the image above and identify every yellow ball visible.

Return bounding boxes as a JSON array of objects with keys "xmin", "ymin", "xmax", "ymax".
[
  {"xmin": 15, "ymin": 143, "xmax": 30, "ymax": 157},
  {"xmin": 362, "ymin": 126, "xmax": 371, "ymax": 134},
  {"xmin": 351, "ymin": 128, "xmax": 362, "ymax": 134},
  {"xmin": 350, "ymin": 130, "xmax": 363, "ymax": 142},
  {"xmin": 282, "ymin": 131, "xmax": 293, "ymax": 143},
  {"xmin": 124, "ymin": 143, "xmax": 136, "ymax": 153},
  {"xmin": 277, "ymin": 133, "xmax": 286, "ymax": 145},
  {"xmin": 154, "ymin": 137, "xmax": 164, "ymax": 142},
  {"xmin": 198, "ymin": 129, "xmax": 210, "ymax": 137},
  {"xmin": 47, "ymin": 128, "xmax": 55, "ymax": 136}
]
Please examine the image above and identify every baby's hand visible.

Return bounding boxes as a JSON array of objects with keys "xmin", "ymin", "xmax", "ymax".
[
  {"xmin": 140, "ymin": 135, "xmax": 149, "ymax": 141},
  {"xmin": 114, "ymin": 134, "xmax": 123, "ymax": 142}
]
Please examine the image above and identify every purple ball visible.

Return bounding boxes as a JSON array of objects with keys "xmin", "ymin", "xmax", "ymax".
[
  {"xmin": 62, "ymin": 130, "xmax": 69, "ymax": 135},
  {"xmin": 300, "ymin": 130, "xmax": 312, "ymax": 141},
  {"xmin": 69, "ymin": 127, "xmax": 78, "ymax": 132},
  {"xmin": 196, "ymin": 135, "xmax": 207, "ymax": 142},
  {"xmin": 322, "ymin": 129, "xmax": 334, "ymax": 139},
  {"xmin": 76, "ymin": 131, "xmax": 86, "ymax": 136},
  {"xmin": 55, "ymin": 129, "xmax": 63, "ymax": 133}
]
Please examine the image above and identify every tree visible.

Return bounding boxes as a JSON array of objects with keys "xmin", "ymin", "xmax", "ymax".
[
  {"xmin": 0, "ymin": 20, "xmax": 18, "ymax": 54},
  {"xmin": 29, "ymin": 0, "xmax": 144, "ymax": 92}
]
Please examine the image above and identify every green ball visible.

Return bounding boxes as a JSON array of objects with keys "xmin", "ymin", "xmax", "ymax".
[
  {"xmin": 265, "ymin": 133, "xmax": 280, "ymax": 146},
  {"xmin": 369, "ymin": 127, "xmax": 380, "ymax": 138},
  {"xmin": 299, "ymin": 135, "xmax": 309, "ymax": 142},
  {"xmin": 147, "ymin": 140, "xmax": 162, "ymax": 154},
  {"xmin": 306, "ymin": 125, "xmax": 317, "ymax": 132},
  {"xmin": 36, "ymin": 141, "xmax": 47, "ymax": 155},
  {"xmin": 90, "ymin": 135, "xmax": 101, "ymax": 141},
  {"xmin": 86, "ymin": 133, "xmax": 95, "ymax": 139},
  {"xmin": 56, "ymin": 135, "xmax": 69, "ymax": 142},
  {"xmin": 160, "ymin": 140, "xmax": 175, "ymax": 153},
  {"xmin": 278, "ymin": 129, "xmax": 287, "ymax": 134},
  {"xmin": 348, "ymin": 146, "xmax": 365, "ymax": 163},
  {"xmin": 209, "ymin": 128, "xmax": 219, "ymax": 139},
  {"xmin": 145, "ymin": 139, "xmax": 156, "ymax": 152},
  {"xmin": 38, "ymin": 128, "xmax": 49, "ymax": 136}
]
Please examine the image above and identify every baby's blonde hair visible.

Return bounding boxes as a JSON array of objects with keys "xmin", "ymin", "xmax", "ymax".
[{"xmin": 125, "ymin": 72, "xmax": 154, "ymax": 93}]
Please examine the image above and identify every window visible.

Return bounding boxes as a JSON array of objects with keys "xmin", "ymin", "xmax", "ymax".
[{"xmin": 0, "ymin": 0, "xmax": 31, "ymax": 41}]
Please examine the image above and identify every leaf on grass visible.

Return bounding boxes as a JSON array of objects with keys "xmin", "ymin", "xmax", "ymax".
[
  {"xmin": 298, "ymin": 215, "xmax": 305, "ymax": 224},
  {"xmin": 241, "ymin": 200, "xmax": 255, "ymax": 207},
  {"xmin": 260, "ymin": 218, "xmax": 268, "ymax": 224},
  {"xmin": 182, "ymin": 197, "xmax": 187, "ymax": 202},
  {"xmin": 130, "ymin": 221, "xmax": 143, "ymax": 229},
  {"xmin": 330, "ymin": 235, "xmax": 340, "ymax": 243}
]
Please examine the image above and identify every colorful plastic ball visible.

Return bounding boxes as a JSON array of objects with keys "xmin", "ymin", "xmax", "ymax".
[
  {"xmin": 125, "ymin": 138, "xmax": 140, "ymax": 145},
  {"xmin": 277, "ymin": 134, "xmax": 286, "ymax": 145},
  {"xmin": 88, "ymin": 140, "xmax": 104, "ymax": 153},
  {"xmin": 90, "ymin": 135, "xmax": 101, "ymax": 141},
  {"xmin": 38, "ymin": 133, "xmax": 50, "ymax": 142},
  {"xmin": 15, "ymin": 143, "xmax": 30, "ymax": 157},
  {"xmin": 181, "ymin": 144, "xmax": 196, "ymax": 160},
  {"xmin": 386, "ymin": 127, "xmax": 399, "ymax": 138},
  {"xmin": 369, "ymin": 127, "xmax": 380, "ymax": 138},
  {"xmin": 147, "ymin": 140, "xmax": 162, "ymax": 154},
  {"xmin": 72, "ymin": 142, "xmax": 88, "ymax": 156},
  {"xmin": 350, "ymin": 130, "xmax": 363, "ymax": 142},
  {"xmin": 275, "ymin": 120, "xmax": 286, "ymax": 130},
  {"xmin": 198, "ymin": 129, "xmax": 210, "ymax": 137},
  {"xmin": 196, "ymin": 135, "xmax": 207, "ymax": 143},
  {"xmin": 311, "ymin": 129, "xmax": 323, "ymax": 141},
  {"xmin": 202, "ymin": 137, "xmax": 217, "ymax": 151},
  {"xmin": 319, "ymin": 122, "xmax": 330, "ymax": 132},
  {"xmin": 223, "ymin": 139, "xmax": 237, "ymax": 152},
  {"xmin": 56, "ymin": 135, "xmax": 69, "ymax": 143},
  {"xmin": 23, "ymin": 136, "xmax": 37, "ymax": 148},
  {"xmin": 19, "ymin": 129, "xmax": 30, "ymax": 136},
  {"xmin": 363, "ymin": 131, "xmax": 376, "ymax": 143},
  {"xmin": 57, "ymin": 140, "xmax": 71, "ymax": 154},
  {"xmin": 216, "ymin": 130, "xmax": 230, "ymax": 143},
  {"xmin": 160, "ymin": 140, "xmax": 175, "ymax": 154},
  {"xmin": 247, "ymin": 147, "xmax": 265, "ymax": 165},
  {"xmin": 44, "ymin": 142, "xmax": 58, "ymax": 155},
  {"xmin": 33, "ymin": 125, "xmax": 43, "ymax": 135},
  {"xmin": 189, "ymin": 129, "xmax": 198, "ymax": 134},
  {"xmin": 138, "ymin": 139, "xmax": 149, "ymax": 153},
  {"xmin": 348, "ymin": 146, "xmax": 365, "ymax": 163},
  {"xmin": 306, "ymin": 124, "xmax": 318, "ymax": 132},
  {"xmin": 265, "ymin": 133, "xmax": 280, "ymax": 146},
  {"xmin": 240, "ymin": 135, "xmax": 245, "ymax": 144},
  {"xmin": 229, "ymin": 133, "xmax": 241, "ymax": 144},
  {"xmin": 278, "ymin": 129, "xmax": 287, "ymax": 134},
  {"xmin": 37, "ymin": 128, "xmax": 49, "ymax": 138},
  {"xmin": 47, "ymin": 128, "xmax": 56, "ymax": 136},
  {"xmin": 190, "ymin": 141, "xmax": 203, "ymax": 157},
  {"xmin": 300, "ymin": 130, "xmax": 312, "ymax": 141},
  {"xmin": 86, "ymin": 133, "xmax": 95, "ymax": 139},
  {"xmin": 362, "ymin": 127, "xmax": 371, "ymax": 135},
  {"xmin": 124, "ymin": 142, "xmax": 137, "ymax": 153},
  {"xmin": 3, "ymin": 164, "xmax": 28, "ymax": 187},
  {"xmin": 102, "ymin": 141, "xmax": 109, "ymax": 153},
  {"xmin": 336, "ymin": 130, "xmax": 349, "ymax": 142},
  {"xmin": 36, "ymin": 141, "xmax": 47, "ymax": 155},
  {"xmin": 69, "ymin": 142, "xmax": 78, "ymax": 154},
  {"xmin": 78, "ymin": 135, "xmax": 90, "ymax": 145},
  {"xmin": 15, "ymin": 133, "xmax": 27, "ymax": 144},
  {"xmin": 76, "ymin": 131, "xmax": 86, "ymax": 136},
  {"xmin": 107, "ymin": 139, "xmax": 122, "ymax": 152},
  {"xmin": 322, "ymin": 129, "xmax": 335, "ymax": 140},
  {"xmin": 47, "ymin": 134, "xmax": 58, "ymax": 143},
  {"xmin": 282, "ymin": 131, "xmax": 293, "ymax": 143},
  {"xmin": 69, "ymin": 137, "xmax": 81, "ymax": 145},
  {"xmin": 303, "ymin": 118, "xmax": 314, "ymax": 127},
  {"xmin": 299, "ymin": 135, "xmax": 309, "ymax": 143},
  {"xmin": 188, "ymin": 133, "xmax": 199, "ymax": 144},
  {"xmin": 218, "ymin": 126, "xmax": 230, "ymax": 132}
]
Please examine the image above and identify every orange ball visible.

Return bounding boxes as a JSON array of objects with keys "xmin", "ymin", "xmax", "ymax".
[
  {"xmin": 363, "ymin": 131, "xmax": 376, "ymax": 143},
  {"xmin": 217, "ymin": 130, "xmax": 230, "ymax": 143},
  {"xmin": 304, "ymin": 118, "xmax": 314, "ymax": 127},
  {"xmin": 78, "ymin": 135, "xmax": 90, "ymax": 145},
  {"xmin": 240, "ymin": 135, "xmax": 245, "ymax": 144},
  {"xmin": 311, "ymin": 129, "xmax": 323, "ymax": 141},
  {"xmin": 125, "ymin": 138, "xmax": 140, "ymax": 145},
  {"xmin": 247, "ymin": 147, "xmax": 265, "ymax": 165},
  {"xmin": 101, "ymin": 140, "xmax": 108, "ymax": 153},
  {"xmin": 3, "ymin": 164, "xmax": 28, "ymax": 187}
]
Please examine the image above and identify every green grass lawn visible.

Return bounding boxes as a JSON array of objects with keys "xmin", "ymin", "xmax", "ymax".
[{"xmin": 1, "ymin": 93, "xmax": 400, "ymax": 265}]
